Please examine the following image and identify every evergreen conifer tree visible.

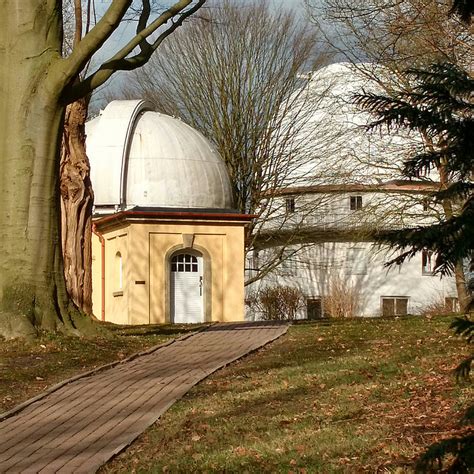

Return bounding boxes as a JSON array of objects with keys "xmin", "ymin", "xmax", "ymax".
[
  {"xmin": 357, "ymin": 62, "xmax": 473, "ymax": 470},
  {"xmin": 355, "ymin": 63, "xmax": 473, "ymax": 290}
]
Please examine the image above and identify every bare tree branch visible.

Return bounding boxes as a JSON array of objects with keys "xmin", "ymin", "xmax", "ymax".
[
  {"xmin": 64, "ymin": 0, "xmax": 206, "ymax": 102},
  {"xmin": 57, "ymin": 0, "xmax": 132, "ymax": 87},
  {"xmin": 114, "ymin": 0, "xmax": 332, "ymax": 284}
]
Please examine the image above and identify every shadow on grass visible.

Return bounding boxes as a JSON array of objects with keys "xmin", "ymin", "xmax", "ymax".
[
  {"xmin": 182, "ymin": 357, "xmax": 375, "ymax": 422},
  {"xmin": 101, "ymin": 323, "xmax": 206, "ymax": 338},
  {"xmin": 415, "ymin": 431, "xmax": 474, "ymax": 473},
  {"xmin": 217, "ymin": 332, "xmax": 374, "ymax": 379}
]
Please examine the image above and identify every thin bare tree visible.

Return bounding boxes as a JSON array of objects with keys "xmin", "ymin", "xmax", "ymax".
[{"xmin": 114, "ymin": 0, "xmax": 336, "ymax": 284}]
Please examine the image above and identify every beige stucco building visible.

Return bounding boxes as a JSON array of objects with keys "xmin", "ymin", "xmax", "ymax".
[{"xmin": 87, "ymin": 100, "xmax": 251, "ymax": 325}]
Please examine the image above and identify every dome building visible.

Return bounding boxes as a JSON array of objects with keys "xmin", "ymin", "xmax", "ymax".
[{"xmin": 88, "ymin": 100, "xmax": 251, "ymax": 325}]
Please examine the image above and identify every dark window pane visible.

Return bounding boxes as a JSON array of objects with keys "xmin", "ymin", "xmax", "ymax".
[
  {"xmin": 286, "ymin": 198, "xmax": 295, "ymax": 213},
  {"xmin": 307, "ymin": 299, "xmax": 322, "ymax": 320},
  {"xmin": 382, "ymin": 298, "xmax": 395, "ymax": 316},
  {"xmin": 172, "ymin": 253, "xmax": 201, "ymax": 272},
  {"xmin": 350, "ymin": 196, "xmax": 362, "ymax": 210},
  {"xmin": 396, "ymin": 298, "xmax": 408, "ymax": 315}
]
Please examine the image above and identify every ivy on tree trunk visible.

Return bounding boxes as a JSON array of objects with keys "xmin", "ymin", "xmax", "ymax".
[{"xmin": 60, "ymin": 97, "xmax": 94, "ymax": 316}]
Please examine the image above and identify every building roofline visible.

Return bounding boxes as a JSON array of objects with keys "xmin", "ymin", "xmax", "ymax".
[
  {"xmin": 93, "ymin": 209, "xmax": 255, "ymax": 230},
  {"xmin": 275, "ymin": 180, "xmax": 440, "ymax": 196}
]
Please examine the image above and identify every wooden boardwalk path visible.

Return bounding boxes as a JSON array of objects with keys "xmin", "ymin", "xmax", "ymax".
[{"xmin": 0, "ymin": 322, "xmax": 287, "ymax": 473}]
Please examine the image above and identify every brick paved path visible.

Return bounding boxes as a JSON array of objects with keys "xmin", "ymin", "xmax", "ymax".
[{"xmin": 0, "ymin": 322, "xmax": 287, "ymax": 473}]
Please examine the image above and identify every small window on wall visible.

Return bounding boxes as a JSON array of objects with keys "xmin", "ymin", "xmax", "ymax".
[
  {"xmin": 445, "ymin": 297, "xmax": 459, "ymax": 313},
  {"xmin": 307, "ymin": 298, "xmax": 323, "ymax": 320},
  {"xmin": 381, "ymin": 297, "xmax": 408, "ymax": 317},
  {"xmin": 286, "ymin": 197, "xmax": 296, "ymax": 213},
  {"xmin": 422, "ymin": 249, "xmax": 434, "ymax": 275},
  {"xmin": 115, "ymin": 252, "xmax": 123, "ymax": 291},
  {"xmin": 246, "ymin": 251, "xmax": 259, "ymax": 272},
  {"xmin": 350, "ymin": 195, "xmax": 362, "ymax": 211}
]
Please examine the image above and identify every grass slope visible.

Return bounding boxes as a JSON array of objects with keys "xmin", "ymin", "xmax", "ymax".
[{"xmin": 100, "ymin": 316, "xmax": 472, "ymax": 473}]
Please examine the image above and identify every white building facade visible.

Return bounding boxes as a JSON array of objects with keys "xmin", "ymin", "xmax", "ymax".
[{"xmin": 246, "ymin": 64, "xmax": 458, "ymax": 319}]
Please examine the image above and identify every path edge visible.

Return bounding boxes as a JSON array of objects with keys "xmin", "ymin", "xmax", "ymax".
[
  {"xmin": 99, "ymin": 323, "xmax": 290, "ymax": 470},
  {"xmin": 0, "ymin": 324, "xmax": 213, "ymax": 423}
]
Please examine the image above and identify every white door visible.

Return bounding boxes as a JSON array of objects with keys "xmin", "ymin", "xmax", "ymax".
[{"xmin": 170, "ymin": 252, "xmax": 204, "ymax": 323}]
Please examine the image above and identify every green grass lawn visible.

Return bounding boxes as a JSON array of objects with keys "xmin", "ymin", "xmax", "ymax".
[
  {"xmin": 99, "ymin": 316, "xmax": 472, "ymax": 473},
  {"xmin": 1, "ymin": 316, "xmax": 472, "ymax": 472}
]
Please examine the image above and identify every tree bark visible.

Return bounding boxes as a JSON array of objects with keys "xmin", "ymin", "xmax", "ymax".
[
  {"xmin": 0, "ymin": 1, "xmax": 207, "ymax": 338},
  {"xmin": 439, "ymin": 166, "xmax": 471, "ymax": 312},
  {"xmin": 60, "ymin": 98, "xmax": 94, "ymax": 315},
  {"xmin": 0, "ymin": 2, "xmax": 95, "ymax": 338}
]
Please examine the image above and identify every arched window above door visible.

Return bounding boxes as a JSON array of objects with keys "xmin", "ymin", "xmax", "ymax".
[{"xmin": 171, "ymin": 253, "xmax": 199, "ymax": 273}]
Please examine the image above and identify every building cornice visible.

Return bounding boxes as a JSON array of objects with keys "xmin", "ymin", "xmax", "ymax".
[
  {"xmin": 275, "ymin": 180, "xmax": 441, "ymax": 196},
  {"xmin": 93, "ymin": 209, "xmax": 255, "ymax": 231}
]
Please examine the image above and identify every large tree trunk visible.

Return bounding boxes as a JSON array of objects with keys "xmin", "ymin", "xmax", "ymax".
[
  {"xmin": 60, "ymin": 98, "xmax": 94, "ymax": 315},
  {"xmin": 0, "ymin": 2, "xmax": 95, "ymax": 339}
]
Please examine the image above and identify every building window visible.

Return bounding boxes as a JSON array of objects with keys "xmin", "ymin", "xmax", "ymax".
[
  {"xmin": 307, "ymin": 298, "xmax": 323, "ymax": 320},
  {"xmin": 285, "ymin": 197, "xmax": 295, "ymax": 213},
  {"xmin": 171, "ymin": 253, "xmax": 199, "ymax": 273},
  {"xmin": 445, "ymin": 297, "xmax": 459, "ymax": 313},
  {"xmin": 350, "ymin": 195, "xmax": 362, "ymax": 210},
  {"xmin": 115, "ymin": 252, "xmax": 123, "ymax": 290},
  {"xmin": 381, "ymin": 297, "xmax": 409, "ymax": 316},
  {"xmin": 246, "ymin": 251, "xmax": 259, "ymax": 272},
  {"xmin": 422, "ymin": 250, "xmax": 434, "ymax": 275}
]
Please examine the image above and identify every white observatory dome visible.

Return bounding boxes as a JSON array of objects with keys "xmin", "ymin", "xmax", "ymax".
[{"xmin": 86, "ymin": 100, "xmax": 234, "ymax": 211}]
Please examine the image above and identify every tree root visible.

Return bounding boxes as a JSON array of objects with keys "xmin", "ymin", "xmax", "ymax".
[
  {"xmin": 0, "ymin": 305, "xmax": 109, "ymax": 341},
  {"xmin": 0, "ymin": 311, "xmax": 37, "ymax": 340}
]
